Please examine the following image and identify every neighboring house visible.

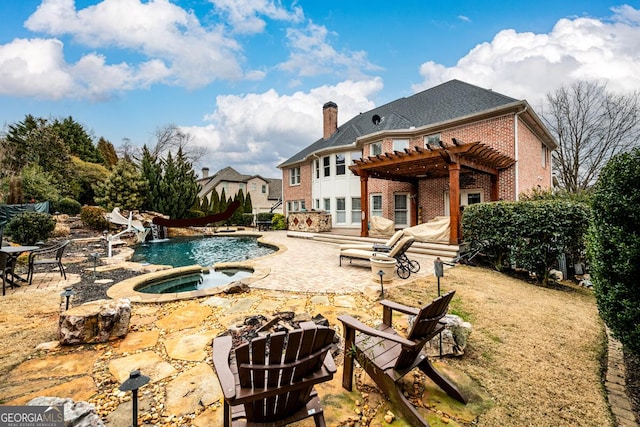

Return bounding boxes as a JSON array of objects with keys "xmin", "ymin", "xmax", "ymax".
[
  {"xmin": 278, "ymin": 79, "xmax": 556, "ymax": 243},
  {"xmin": 197, "ymin": 166, "xmax": 283, "ymax": 215}
]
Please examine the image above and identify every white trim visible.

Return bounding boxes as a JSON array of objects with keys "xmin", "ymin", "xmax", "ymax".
[{"xmin": 444, "ymin": 189, "xmax": 484, "ymax": 216}]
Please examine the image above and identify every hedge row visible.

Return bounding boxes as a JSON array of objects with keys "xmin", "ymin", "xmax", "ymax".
[
  {"xmin": 588, "ymin": 148, "xmax": 640, "ymax": 355},
  {"xmin": 462, "ymin": 199, "xmax": 590, "ymax": 284}
]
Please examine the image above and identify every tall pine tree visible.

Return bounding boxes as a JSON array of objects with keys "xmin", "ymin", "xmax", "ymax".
[
  {"xmin": 140, "ymin": 145, "xmax": 162, "ymax": 212},
  {"xmin": 208, "ymin": 189, "xmax": 220, "ymax": 213}
]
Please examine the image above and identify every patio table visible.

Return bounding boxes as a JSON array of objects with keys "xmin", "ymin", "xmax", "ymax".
[{"xmin": 1, "ymin": 245, "xmax": 40, "ymax": 289}]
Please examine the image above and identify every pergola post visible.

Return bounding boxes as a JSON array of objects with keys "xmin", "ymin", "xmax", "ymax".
[
  {"xmin": 448, "ymin": 163, "xmax": 461, "ymax": 244},
  {"xmin": 491, "ymin": 174, "xmax": 499, "ymax": 201},
  {"xmin": 360, "ymin": 174, "xmax": 369, "ymax": 237},
  {"xmin": 411, "ymin": 181, "xmax": 419, "ymax": 226}
]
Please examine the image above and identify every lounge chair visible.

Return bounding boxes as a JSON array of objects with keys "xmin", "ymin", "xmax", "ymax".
[
  {"xmin": 212, "ymin": 321, "xmax": 336, "ymax": 427},
  {"xmin": 338, "ymin": 229, "xmax": 405, "ymax": 251},
  {"xmin": 338, "ymin": 291, "xmax": 466, "ymax": 426},
  {"xmin": 339, "ymin": 236, "xmax": 414, "ymax": 265},
  {"xmin": 339, "ymin": 236, "xmax": 419, "ymax": 278},
  {"xmin": 26, "ymin": 240, "xmax": 70, "ymax": 286}
]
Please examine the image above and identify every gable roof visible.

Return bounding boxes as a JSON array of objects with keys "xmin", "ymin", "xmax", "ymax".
[
  {"xmin": 279, "ymin": 80, "xmax": 523, "ymax": 168},
  {"xmin": 197, "ymin": 166, "xmax": 282, "ymax": 200}
]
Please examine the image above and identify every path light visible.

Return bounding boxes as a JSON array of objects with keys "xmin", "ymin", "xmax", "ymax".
[
  {"xmin": 88, "ymin": 253, "xmax": 100, "ymax": 279},
  {"xmin": 378, "ymin": 270, "xmax": 385, "ymax": 298},
  {"xmin": 434, "ymin": 258, "xmax": 444, "ymax": 297},
  {"xmin": 60, "ymin": 287, "xmax": 75, "ymax": 311},
  {"xmin": 119, "ymin": 369, "xmax": 150, "ymax": 427}
]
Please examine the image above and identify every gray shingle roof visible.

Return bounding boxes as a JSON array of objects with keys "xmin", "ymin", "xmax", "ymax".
[{"xmin": 279, "ymin": 80, "xmax": 520, "ymax": 168}]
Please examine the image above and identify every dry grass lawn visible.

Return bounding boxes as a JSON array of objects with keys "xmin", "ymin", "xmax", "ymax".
[{"xmin": 386, "ymin": 265, "xmax": 612, "ymax": 427}]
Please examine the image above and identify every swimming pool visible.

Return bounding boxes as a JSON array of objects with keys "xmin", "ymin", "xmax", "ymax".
[{"xmin": 131, "ymin": 235, "xmax": 276, "ymax": 267}]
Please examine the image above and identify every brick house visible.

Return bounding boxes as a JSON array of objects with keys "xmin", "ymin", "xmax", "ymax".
[
  {"xmin": 278, "ymin": 80, "xmax": 556, "ymax": 243},
  {"xmin": 197, "ymin": 166, "xmax": 283, "ymax": 215}
]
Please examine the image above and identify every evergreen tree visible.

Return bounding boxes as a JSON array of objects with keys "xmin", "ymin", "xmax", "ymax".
[
  {"xmin": 237, "ymin": 189, "xmax": 245, "ymax": 210},
  {"xmin": 244, "ymin": 192, "xmax": 253, "ymax": 213},
  {"xmin": 174, "ymin": 147, "xmax": 199, "ymax": 216},
  {"xmin": 52, "ymin": 116, "xmax": 102, "ymax": 163},
  {"xmin": 219, "ymin": 188, "xmax": 228, "ymax": 212},
  {"xmin": 152, "ymin": 148, "xmax": 199, "ymax": 218},
  {"xmin": 94, "ymin": 160, "xmax": 148, "ymax": 210},
  {"xmin": 1, "ymin": 115, "xmax": 74, "ymax": 198},
  {"xmin": 230, "ymin": 192, "xmax": 244, "ymax": 225},
  {"xmin": 68, "ymin": 157, "xmax": 110, "ymax": 205},
  {"xmin": 140, "ymin": 145, "xmax": 162, "ymax": 212},
  {"xmin": 209, "ymin": 189, "xmax": 220, "ymax": 213},
  {"xmin": 97, "ymin": 137, "xmax": 118, "ymax": 167}
]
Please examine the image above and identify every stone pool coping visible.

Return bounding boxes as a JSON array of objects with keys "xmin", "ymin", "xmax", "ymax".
[
  {"xmin": 106, "ymin": 263, "xmax": 272, "ymax": 303},
  {"xmin": 105, "ymin": 232, "xmax": 280, "ymax": 303}
]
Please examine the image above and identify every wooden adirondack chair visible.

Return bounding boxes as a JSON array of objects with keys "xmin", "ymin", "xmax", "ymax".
[
  {"xmin": 212, "ymin": 321, "xmax": 337, "ymax": 427},
  {"xmin": 338, "ymin": 291, "xmax": 466, "ymax": 427}
]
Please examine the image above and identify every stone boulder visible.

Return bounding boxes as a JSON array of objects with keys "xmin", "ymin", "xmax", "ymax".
[
  {"xmin": 421, "ymin": 314, "xmax": 472, "ymax": 357},
  {"xmin": 59, "ymin": 298, "xmax": 131, "ymax": 345},
  {"xmin": 28, "ymin": 397, "xmax": 104, "ymax": 427}
]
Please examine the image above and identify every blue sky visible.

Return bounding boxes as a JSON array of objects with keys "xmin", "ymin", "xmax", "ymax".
[{"xmin": 1, "ymin": 0, "xmax": 639, "ymax": 178}]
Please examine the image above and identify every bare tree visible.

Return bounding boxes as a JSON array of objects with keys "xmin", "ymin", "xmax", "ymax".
[
  {"xmin": 543, "ymin": 81, "xmax": 640, "ymax": 192},
  {"xmin": 117, "ymin": 137, "xmax": 138, "ymax": 163},
  {"xmin": 151, "ymin": 124, "xmax": 207, "ymax": 164}
]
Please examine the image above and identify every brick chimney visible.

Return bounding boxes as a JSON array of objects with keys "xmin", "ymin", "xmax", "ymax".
[
  {"xmin": 323, "ymin": 101, "xmax": 338, "ymax": 140},
  {"xmin": 201, "ymin": 167, "xmax": 209, "ymax": 178}
]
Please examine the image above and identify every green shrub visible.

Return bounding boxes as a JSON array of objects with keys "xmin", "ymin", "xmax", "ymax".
[
  {"xmin": 463, "ymin": 199, "xmax": 590, "ymax": 284},
  {"xmin": 272, "ymin": 213, "xmax": 286, "ymax": 230},
  {"xmin": 5, "ymin": 212, "xmax": 56, "ymax": 245},
  {"xmin": 461, "ymin": 201, "xmax": 516, "ymax": 270},
  {"xmin": 257, "ymin": 212, "xmax": 275, "ymax": 222},
  {"xmin": 80, "ymin": 205, "xmax": 109, "ymax": 230},
  {"xmin": 241, "ymin": 213, "xmax": 254, "ymax": 227},
  {"xmin": 588, "ymin": 148, "xmax": 640, "ymax": 355},
  {"xmin": 53, "ymin": 197, "xmax": 82, "ymax": 215},
  {"xmin": 510, "ymin": 200, "xmax": 590, "ymax": 284}
]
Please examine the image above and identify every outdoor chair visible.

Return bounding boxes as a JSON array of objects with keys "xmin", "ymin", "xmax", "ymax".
[
  {"xmin": 0, "ymin": 251, "xmax": 16, "ymax": 296},
  {"xmin": 338, "ymin": 291, "xmax": 466, "ymax": 426},
  {"xmin": 26, "ymin": 240, "xmax": 70, "ymax": 286},
  {"xmin": 212, "ymin": 321, "xmax": 337, "ymax": 427}
]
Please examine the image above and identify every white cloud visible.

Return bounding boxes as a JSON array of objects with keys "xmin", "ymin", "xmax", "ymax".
[
  {"xmin": 183, "ymin": 78, "xmax": 383, "ymax": 177},
  {"xmin": 0, "ymin": 38, "xmax": 73, "ymax": 99},
  {"xmin": 24, "ymin": 0, "xmax": 245, "ymax": 89},
  {"xmin": 0, "ymin": 37, "xmax": 161, "ymax": 100},
  {"xmin": 413, "ymin": 5, "xmax": 640, "ymax": 108},
  {"xmin": 278, "ymin": 22, "xmax": 382, "ymax": 79},
  {"xmin": 209, "ymin": 0, "xmax": 304, "ymax": 34}
]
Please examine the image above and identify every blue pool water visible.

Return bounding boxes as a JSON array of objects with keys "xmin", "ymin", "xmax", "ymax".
[{"xmin": 131, "ymin": 235, "xmax": 276, "ymax": 267}]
